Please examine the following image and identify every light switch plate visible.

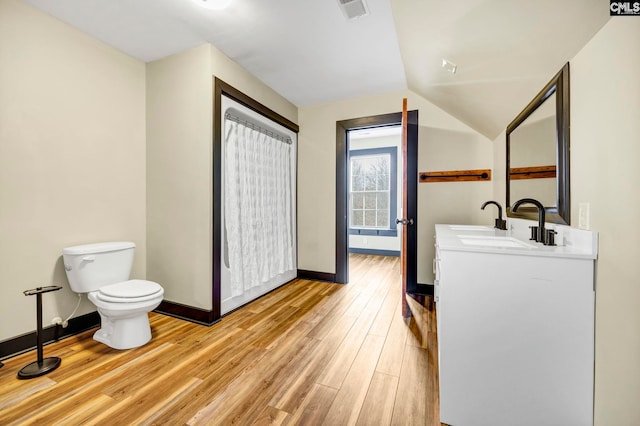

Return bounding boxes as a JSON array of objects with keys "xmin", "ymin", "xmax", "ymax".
[{"xmin": 578, "ymin": 202, "xmax": 590, "ymax": 230}]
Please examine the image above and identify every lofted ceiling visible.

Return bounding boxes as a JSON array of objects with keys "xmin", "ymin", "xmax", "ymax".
[
  {"xmin": 23, "ymin": 0, "xmax": 609, "ymax": 140},
  {"xmin": 392, "ymin": 0, "xmax": 609, "ymax": 139}
]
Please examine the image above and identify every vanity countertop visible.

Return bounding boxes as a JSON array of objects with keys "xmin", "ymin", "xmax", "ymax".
[{"xmin": 435, "ymin": 222, "xmax": 598, "ymax": 260}]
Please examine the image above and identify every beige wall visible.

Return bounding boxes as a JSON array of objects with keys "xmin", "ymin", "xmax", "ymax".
[
  {"xmin": 298, "ymin": 90, "xmax": 493, "ymax": 283},
  {"xmin": 570, "ymin": 19, "xmax": 640, "ymax": 424},
  {"xmin": 492, "ymin": 18, "xmax": 640, "ymax": 424},
  {"xmin": 0, "ymin": 0, "xmax": 146, "ymax": 340},
  {"xmin": 146, "ymin": 45, "xmax": 214, "ymax": 310},
  {"xmin": 146, "ymin": 44, "xmax": 296, "ymax": 310},
  {"xmin": 419, "ymin": 125, "xmax": 494, "ymax": 283}
]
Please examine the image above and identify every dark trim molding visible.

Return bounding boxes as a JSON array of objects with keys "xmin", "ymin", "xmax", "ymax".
[
  {"xmin": 411, "ymin": 283, "xmax": 435, "ymax": 296},
  {"xmin": 336, "ymin": 121, "xmax": 350, "ymax": 284},
  {"xmin": 213, "ymin": 77, "xmax": 300, "ymax": 322},
  {"xmin": 214, "ymin": 79, "xmax": 299, "ymax": 133},
  {"xmin": 213, "ymin": 79, "xmax": 223, "ymax": 321},
  {"xmin": 349, "ymin": 228, "xmax": 397, "ymax": 237},
  {"xmin": 155, "ymin": 300, "xmax": 218, "ymax": 326},
  {"xmin": 348, "ymin": 248, "xmax": 400, "ymax": 257},
  {"xmin": 0, "ymin": 311, "xmax": 99, "ymax": 361},
  {"xmin": 297, "ymin": 269, "xmax": 337, "ymax": 283},
  {"xmin": 405, "ymin": 110, "xmax": 419, "ymax": 293},
  {"xmin": 336, "ymin": 111, "xmax": 419, "ymax": 287}
]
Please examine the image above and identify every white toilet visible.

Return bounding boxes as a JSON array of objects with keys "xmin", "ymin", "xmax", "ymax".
[{"xmin": 62, "ymin": 241, "xmax": 164, "ymax": 350}]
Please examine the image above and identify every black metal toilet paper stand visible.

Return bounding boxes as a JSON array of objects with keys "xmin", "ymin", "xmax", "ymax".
[{"xmin": 18, "ymin": 285, "xmax": 63, "ymax": 379}]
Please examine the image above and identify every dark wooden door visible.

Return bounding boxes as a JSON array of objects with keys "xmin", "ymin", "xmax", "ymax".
[{"xmin": 397, "ymin": 98, "xmax": 414, "ymax": 318}]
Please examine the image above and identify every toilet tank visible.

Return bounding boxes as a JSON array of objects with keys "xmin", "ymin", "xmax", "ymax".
[{"xmin": 63, "ymin": 242, "xmax": 136, "ymax": 293}]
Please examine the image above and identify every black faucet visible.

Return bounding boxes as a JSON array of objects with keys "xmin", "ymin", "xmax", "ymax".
[
  {"xmin": 481, "ymin": 201, "xmax": 507, "ymax": 230},
  {"xmin": 512, "ymin": 198, "xmax": 547, "ymax": 244}
]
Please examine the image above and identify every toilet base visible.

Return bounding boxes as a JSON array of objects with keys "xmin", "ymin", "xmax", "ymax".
[{"xmin": 94, "ymin": 312, "xmax": 152, "ymax": 350}]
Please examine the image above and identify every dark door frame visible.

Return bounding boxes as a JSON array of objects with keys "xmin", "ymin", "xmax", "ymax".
[
  {"xmin": 335, "ymin": 110, "xmax": 419, "ymax": 289},
  {"xmin": 213, "ymin": 78, "xmax": 299, "ymax": 321}
]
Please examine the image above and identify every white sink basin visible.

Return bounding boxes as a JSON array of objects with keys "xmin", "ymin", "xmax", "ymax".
[{"xmin": 459, "ymin": 235, "xmax": 536, "ymax": 249}]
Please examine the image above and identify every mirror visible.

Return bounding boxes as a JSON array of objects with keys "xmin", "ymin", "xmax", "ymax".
[{"xmin": 506, "ymin": 62, "xmax": 570, "ymax": 225}]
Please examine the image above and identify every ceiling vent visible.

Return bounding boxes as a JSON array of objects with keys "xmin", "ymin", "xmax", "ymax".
[{"xmin": 337, "ymin": 0, "xmax": 369, "ymax": 20}]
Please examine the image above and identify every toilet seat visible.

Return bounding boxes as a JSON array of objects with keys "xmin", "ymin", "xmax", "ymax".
[{"xmin": 95, "ymin": 280, "xmax": 163, "ymax": 303}]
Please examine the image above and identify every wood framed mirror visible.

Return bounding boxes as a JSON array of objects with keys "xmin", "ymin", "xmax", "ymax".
[{"xmin": 506, "ymin": 62, "xmax": 570, "ymax": 225}]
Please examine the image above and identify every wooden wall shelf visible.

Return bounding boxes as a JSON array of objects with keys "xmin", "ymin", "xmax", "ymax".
[
  {"xmin": 419, "ymin": 169, "xmax": 492, "ymax": 183},
  {"xmin": 509, "ymin": 165, "xmax": 556, "ymax": 180}
]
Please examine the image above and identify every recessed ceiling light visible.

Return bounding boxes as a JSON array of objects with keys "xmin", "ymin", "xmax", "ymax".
[
  {"xmin": 193, "ymin": 0, "xmax": 233, "ymax": 10},
  {"xmin": 442, "ymin": 58, "xmax": 457, "ymax": 74}
]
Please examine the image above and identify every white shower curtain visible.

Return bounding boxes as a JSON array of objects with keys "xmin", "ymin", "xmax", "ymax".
[{"xmin": 224, "ymin": 118, "xmax": 295, "ymax": 297}]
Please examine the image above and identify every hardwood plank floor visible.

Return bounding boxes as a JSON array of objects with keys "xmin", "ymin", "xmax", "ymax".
[{"xmin": 0, "ymin": 254, "xmax": 440, "ymax": 425}]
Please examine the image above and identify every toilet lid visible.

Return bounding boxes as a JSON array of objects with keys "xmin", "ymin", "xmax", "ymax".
[{"xmin": 98, "ymin": 280, "xmax": 163, "ymax": 301}]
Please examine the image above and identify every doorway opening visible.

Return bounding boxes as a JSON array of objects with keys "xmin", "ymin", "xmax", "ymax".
[
  {"xmin": 347, "ymin": 126, "xmax": 402, "ymax": 258},
  {"xmin": 335, "ymin": 111, "xmax": 418, "ymax": 291}
]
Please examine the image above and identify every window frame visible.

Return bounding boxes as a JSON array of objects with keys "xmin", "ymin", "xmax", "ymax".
[{"xmin": 348, "ymin": 147, "xmax": 398, "ymax": 237}]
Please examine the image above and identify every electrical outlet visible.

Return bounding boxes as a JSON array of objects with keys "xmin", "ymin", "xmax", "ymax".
[
  {"xmin": 578, "ymin": 202, "xmax": 590, "ymax": 230},
  {"xmin": 52, "ymin": 317, "xmax": 63, "ymax": 326},
  {"xmin": 362, "ymin": 237, "xmax": 368, "ymax": 246}
]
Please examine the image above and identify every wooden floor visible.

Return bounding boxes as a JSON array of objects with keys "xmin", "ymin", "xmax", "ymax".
[{"xmin": 0, "ymin": 254, "xmax": 439, "ymax": 425}]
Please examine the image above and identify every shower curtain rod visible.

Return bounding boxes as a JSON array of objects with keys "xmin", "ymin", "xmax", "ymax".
[{"xmin": 225, "ymin": 113, "xmax": 292, "ymax": 145}]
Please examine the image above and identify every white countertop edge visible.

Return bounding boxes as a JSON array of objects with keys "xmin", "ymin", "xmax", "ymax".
[{"xmin": 435, "ymin": 223, "xmax": 598, "ymax": 260}]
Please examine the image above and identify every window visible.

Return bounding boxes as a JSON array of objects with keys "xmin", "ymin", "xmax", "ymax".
[
  {"xmin": 350, "ymin": 155, "xmax": 390, "ymax": 228},
  {"xmin": 349, "ymin": 147, "xmax": 397, "ymax": 236}
]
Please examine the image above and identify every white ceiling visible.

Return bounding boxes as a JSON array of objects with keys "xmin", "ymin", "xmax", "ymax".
[{"xmin": 23, "ymin": 0, "xmax": 609, "ymax": 140}]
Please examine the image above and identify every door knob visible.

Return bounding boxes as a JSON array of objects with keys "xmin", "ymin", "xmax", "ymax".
[{"xmin": 395, "ymin": 218, "xmax": 414, "ymax": 226}]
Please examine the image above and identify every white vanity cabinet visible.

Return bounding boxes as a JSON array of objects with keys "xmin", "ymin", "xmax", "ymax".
[{"xmin": 435, "ymin": 223, "xmax": 597, "ymax": 426}]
